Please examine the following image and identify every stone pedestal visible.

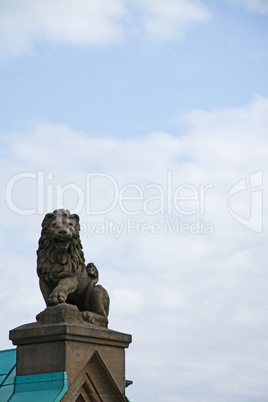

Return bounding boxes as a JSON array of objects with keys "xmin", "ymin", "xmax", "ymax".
[{"xmin": 9, "ymin": 304, "xmax": 132, "ymax": 401}]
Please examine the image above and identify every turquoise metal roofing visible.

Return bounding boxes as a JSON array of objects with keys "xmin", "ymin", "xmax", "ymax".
[
  {"xmin": 0, "ymin": 349, "xmax": 68, "ymax": 402},
  {"xmin": 9, "ymin": 372, "xmax": 68, "ymax": 402},
  {"xmin": 0, "ymin": 349, "xmax": 16, "ymax": 401}
]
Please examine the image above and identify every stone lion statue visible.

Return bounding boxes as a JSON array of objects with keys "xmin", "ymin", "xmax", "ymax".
[{"xmin": 37, "ymin": 209, "xmax": 109, "ymax": 327}]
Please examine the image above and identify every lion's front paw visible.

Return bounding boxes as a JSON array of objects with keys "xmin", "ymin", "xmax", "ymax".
[{"xmin": 48, "ymin": 288, "xmax": 67, "ymax": 306}]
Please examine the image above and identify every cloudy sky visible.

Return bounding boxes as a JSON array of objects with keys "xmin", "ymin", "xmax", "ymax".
[{"xmin": 0, "ymin": 0, "xmax": 268, "ymax": 401}]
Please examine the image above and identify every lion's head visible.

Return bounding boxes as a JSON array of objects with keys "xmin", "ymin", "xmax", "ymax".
[{"xmin": 37, "ymin": 209, "xmax": 86, "ymax": 280}]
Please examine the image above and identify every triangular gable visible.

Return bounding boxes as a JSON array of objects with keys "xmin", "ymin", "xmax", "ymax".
[{"xmin": 62, "ymin": 350, "xmax": 126, "ymax": 402}]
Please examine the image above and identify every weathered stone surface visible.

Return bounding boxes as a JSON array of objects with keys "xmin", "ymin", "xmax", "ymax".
[
  {"xmin": 61, "ymin": 350, "xmax": 127, "ymax": 401},
  {"xmin": 10, "ymin": 320, "xmax": 132, "ymax": 348},
  {"xmin": 36, "ymin": 303, "xmax": 84, "ymax": 325},
  {"xmin": 9, "ymin": 320, "xmax": 132, "ymax": 395},
  {"xmin": 37, "ymin": 209, "xmax": 109, "ymax": 327}
]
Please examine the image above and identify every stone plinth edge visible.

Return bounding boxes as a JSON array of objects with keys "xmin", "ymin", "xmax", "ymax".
[
  {"xmin": 10, "ymin": 322, "xmax": 132, "ymax": 349},
  {"xmin": 10, "ymin": 303, "xmax": 131, "ymax": 349}
]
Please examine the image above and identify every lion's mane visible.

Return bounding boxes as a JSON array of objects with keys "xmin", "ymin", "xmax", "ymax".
[{"xmin": 37, "ymin": 209, "xmax": 86, "ymax": 281}]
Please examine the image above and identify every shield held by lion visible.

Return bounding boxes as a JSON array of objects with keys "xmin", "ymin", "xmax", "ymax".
[{"xmin": 36, "ymin": 209, "xmax": 109, "ymax": 328}]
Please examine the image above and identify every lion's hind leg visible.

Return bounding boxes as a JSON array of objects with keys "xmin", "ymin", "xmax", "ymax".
[{"xmin": 82, "ymin": 285, "xmax": 110, "ymax": 327}]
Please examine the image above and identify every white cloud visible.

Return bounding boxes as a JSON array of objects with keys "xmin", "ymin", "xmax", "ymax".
[
  {"xmin": 0, "ymin": 0, "xmax": 212, "ymax": 58},
  {"xmin": 0, "ymin": 0, "xmax": 126, "ymax": 58},
  {"xmin": 182, "ymin": 95, "xmax": 268, "ymax": 167},
  {"xmin": 229, "ymin": 0, "xmax": 268, "ymax": 14},
  {"xmin": 135, "ymin": 0, "xmax": 210, "ymax": 41},
  {"xmin": 1, "ymin": 95, "xmax": 268, "ymax": 401}
]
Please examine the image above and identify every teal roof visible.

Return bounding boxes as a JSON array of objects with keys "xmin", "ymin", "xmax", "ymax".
[
  {"xmin": 0, "ymin": 349, "xmax": 16, "ymax": 401},
  {"xmin": 0, "ymin": 349, "xmax": 68, "ymax": 402}
]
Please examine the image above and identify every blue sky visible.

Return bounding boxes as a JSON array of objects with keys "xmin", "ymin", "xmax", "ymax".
[
  {"xmin": 1, "ymin": 0, "xmax": 267, "ymax": 137},
  {"xmin": 0, "ymin": 1, "xmax": 268, "ymax": 401}
]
